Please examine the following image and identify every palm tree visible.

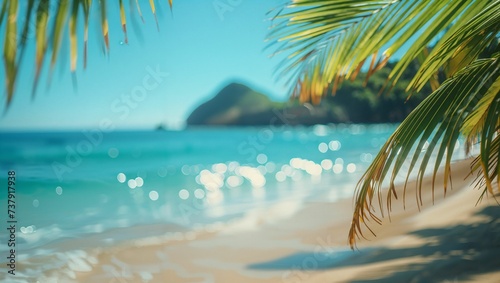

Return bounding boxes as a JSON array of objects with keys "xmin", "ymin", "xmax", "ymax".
[
  {"xmin": 268, "ymin": 0, "xmax": 500, "ymax": 248},
  {"xmin": 0, "ymin": 0, "xmax": 172, "ymax": 108}
]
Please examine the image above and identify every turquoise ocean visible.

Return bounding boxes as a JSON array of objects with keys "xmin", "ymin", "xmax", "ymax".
[{"xmin": 0, "ymin": 125, "xmax": 469, "ymax": 281}]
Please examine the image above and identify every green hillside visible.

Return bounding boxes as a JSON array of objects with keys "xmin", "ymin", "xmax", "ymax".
[
  {"xmin": 186, "ymin": 63, "xmax": 431, "ymax": 126},
  {"xmin": 187, "ymin": 83, "xmax": 274, "ymax": 125}
]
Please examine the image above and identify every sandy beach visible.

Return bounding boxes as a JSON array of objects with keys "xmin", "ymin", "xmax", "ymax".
[
  {"xmin": 30, "ymin": 158, "xmax": 492, "ymax": 283},
  {"xmin": 3, "ymin": 1, "xmax": 499, "ymax": 282}
]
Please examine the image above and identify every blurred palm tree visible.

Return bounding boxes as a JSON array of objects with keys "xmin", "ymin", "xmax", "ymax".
[
  {"xmin": 0, "ymin": 0, "xmax": 172, "ymax": 108},
  {"xmin": 268, "ymin": 0, "xmax": 500, "ymax": 248}
]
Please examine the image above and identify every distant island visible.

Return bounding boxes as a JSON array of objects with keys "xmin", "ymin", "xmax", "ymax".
[
  {"xmin": 186, "ymin": 63, "xmax": 431, "ymax": 126},
  {"xmin": 186, "ymin": 83, "xmax": 333, "ymax": 126}
]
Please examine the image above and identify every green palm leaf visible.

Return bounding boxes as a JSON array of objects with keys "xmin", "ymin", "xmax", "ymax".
[
  {"xmin": 119, "ymin": 0, "xmax": 128, "ymax": 44},
  {"xmin": 269, "ymin": 0, "xmax": 493, "ymax": 100},
  {"xmin": 349, "ymin": 55, "xmax": 500, "ymax": 247},
  {"xmin": 33, "ymin": 0, "xmax": 49, "ymax": 97},
  {"xmin": 462, "ymin": 75, "xmax": 500, "ymax": 155},
  {"xmin": 410, "ymin": 1, "xmax": 500, "ymax": 91},
  {"xmin": 270, "ymin": 0, "xmax": 500, "ymax": 248},
  {"xmin": 0, "ymin": 0, "xmax": 173, "ymax": 108},
  {"xmin": 69, "ymin": 0, "xmax": 79, "ymax": 72},
  {"xmin": 81, "ymin": 0, "xmax": 91, "ymax": 69},
  {"xmin": 3, "ymin": 0, "xmax": 18, "ymax": 106},
  {"xmin": 49, "ymin": 0, "xmax": 69, "ymax": 79}
]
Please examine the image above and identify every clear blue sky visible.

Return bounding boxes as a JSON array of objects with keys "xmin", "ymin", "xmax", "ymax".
[{"xmin": 0, "ymin": 1, "xmax": 289, "ymax": 130}]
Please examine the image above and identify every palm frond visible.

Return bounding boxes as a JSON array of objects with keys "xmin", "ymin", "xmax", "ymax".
[
  {"xmin": 81, "ymin": 0, "xmax": 91, "ymax": 70},
  {"xmin": 0, "ymin": 1, "xmax": 8, "ymax": 25},
  {"xmin": 409, "ymin": 1, "xmax": 500, "ymax": 91},
  {"xmin": 149, "ymin": 0, "xmax": 159, "ymax": 31},
  {"xmin": 269, "ymin": 0, "xmax": 493, "ymax": 102},
  {"xmin": 478, "ymin": 79, "xmax": 500, "ymax": 194},
  {"xmin": 18, "ymin": 0, "xmax": 36, "ymax": 57},
  {"xmin": 470, "ymin": 133, "xmax": 500, "ymax": 203},
  {"xmin": 99, "ymin": 0, "xmax": 109, "ymax": 52},
  {"xmin": 3, "ymin": 0, "xmax": 18, "ymax": 106},
  {"xmin": 270, "ymin": 0, "xmax": 500, "ymax": 249},
  {"xmin": 134, "ymin": 0, "xmax": 145, "ymax": 23},
  {"xmin": 119, "ymin": 0, "xmax": 128, "ymax": 44},
  {"xmin": 0, "ymin": 0, "xmax": 173, "ymax": 108},
  {"xmin": 49, "ymin": 0, "xmax": 69, "ymax": 79},
  {"xmin": 462, "ymin": 75, "xmax": 500, "ymax": 155},
  {"xmin": 69, "ymin": 0, "xmax": 79, "ymax": 72},
  {"xmin": 348, "ymin": 54, "xmax": 500, "ymax": 248}
]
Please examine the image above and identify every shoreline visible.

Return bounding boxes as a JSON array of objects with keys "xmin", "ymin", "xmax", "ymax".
[{"xmin": 13, "ymin": 158, "xmax": 500, "ymax": 282}]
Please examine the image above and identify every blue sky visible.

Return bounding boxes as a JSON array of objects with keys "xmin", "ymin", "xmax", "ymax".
[{"xmin": 0, "ymin": 1, "xmax": 289, "ymax": 130}]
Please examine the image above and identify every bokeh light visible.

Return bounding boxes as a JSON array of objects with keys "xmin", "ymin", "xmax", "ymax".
[
  {"xmin": 318, "ymin": 142, "xmax": 328, "ymax": 153},
  {"xmin": 346, "ymin": 163, "xmax": 357, "ymax": 173},
  {"xmin": 135, "ymin": 177, "xmax": 144, "ymax": 187},
  {"xmin": 127, "ymin": 179, "xmax": 137, "ymax": 189},
  {"xmin": 194, "ymin": 189, "xmax": 205, "ymax": 199},
  {"xmin": 179, "ymin": 189, "xmax": 190, "ymax": 200},
  {"xmin": 108, "ymin": 148, "xmax": 119, "ymax": 158},
  {"xmin": 329, "ymin": 140, "xmax": 341, "ymax": 151},
  {"xmin": 117, "ymin": 173, "xmax": 126, "ymax": 183},
  {"xmin": 149, "ymin": 191, "xmax": 159, "ymax": 201},
  {"xmin": 256, "ymin": 153, "xmax": 268, "ymax": 164}
]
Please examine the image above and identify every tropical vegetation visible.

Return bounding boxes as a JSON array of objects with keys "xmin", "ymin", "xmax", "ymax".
[
  {"xmin": 186, "ymin": 64, "xmax": 431, "ymax": 126},
  {"xmin": 0, "ymin": 0, "xmax": 171, "ymax": 108},
  {"xmin": 268, "ymin": 0, "xmax": 500, "ymax": 248}
]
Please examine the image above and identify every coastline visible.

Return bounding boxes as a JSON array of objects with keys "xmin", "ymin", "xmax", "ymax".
[{"xmin": 31, "ymin": 158, "xmax": 500, "ymax": 282}]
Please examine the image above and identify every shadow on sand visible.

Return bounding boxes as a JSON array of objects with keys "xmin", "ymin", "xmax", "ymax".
[{"xmin": 248, "ymin": 206, "xmax": 500, "ymax": 282}]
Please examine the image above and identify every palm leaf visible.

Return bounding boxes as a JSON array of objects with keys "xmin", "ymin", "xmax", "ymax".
[
  {"xmin": 271, "ymin": 0, "xmax": 500, "ymax": 248},
  {"xmin": 81, "ymin": 0, "xmax": 91, "ymax": 69},
  {"xmin": 33, "ymin": 0, "xmax": 49, "ymax": 98},
  {"xmin": 99, "ymin": 0, "xmax": 109, "ymax": 52},
  {"xmin": 469, "ymin": 133, "xmax": 500, "ymax": 203},
  {"xmin": 478, "ymin": 80, "xmax": 500, "ymax": 194},
  {"xmin": 462, "ymin": 75, "xmax": 500, "ymax": 155},
  {"xmin": 69, "ymin": 0, "xmax": 79, "ymax": 72},
  {"xmin": 119, "ymin": 0, "xmax": 128, "ymax": 44},
  {"xmin": 409, "ymin": 1, "xmax": 500, "ymax": 92},
  {"xmin": 48, "ymin": 0, "xmax": 69, "ymax": 83},
  {"xmin": 134, "ymin": 0, "xmax": 145, "ymax": 23},
  {"xmin": 348, "ymin": 55, "xmax": 500, "ymax": 248},
  {"xmin": 0, "ymin": 0, "xmax": 8, "ymax": 25},
  {"xmin": 3, "ymin": 0, "xmax": 18, "ymax": 107},
  {"xmin": 269, "ymin": 0, "xmax": 492, "ymax": 102},
  {"xmin": 149, "ymin": 0, "xmax": 159, "ymax": 31},
  {"xmin": 18, "ymin": 0, "xmax": 36, "ymax": 58},
  {"xmin": 1, "ymin": 0, "xmax": 173, "ymax": 107}
]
